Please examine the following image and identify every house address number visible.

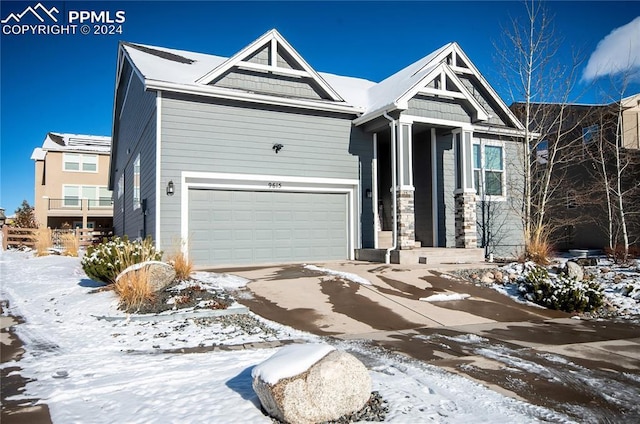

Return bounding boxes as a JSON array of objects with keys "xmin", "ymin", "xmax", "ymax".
[{"xmin": 268, "ymin": 182, "xmax": 282, "ymax": 189}]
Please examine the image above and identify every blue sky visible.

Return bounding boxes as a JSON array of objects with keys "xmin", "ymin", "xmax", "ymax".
[{"xmin": 1, "ymin": 0, "xmax": 639, "ymax": 216}]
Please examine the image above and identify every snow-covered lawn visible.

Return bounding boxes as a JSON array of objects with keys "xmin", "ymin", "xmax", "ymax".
[{"xmin": 0, "ymin": 250, "xmax": 571, "ymax": 423}]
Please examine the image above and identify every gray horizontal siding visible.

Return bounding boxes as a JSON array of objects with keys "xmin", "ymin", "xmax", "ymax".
[
  {"xmin": 475, "ymin": 136, "xmax": 524, "ymax": 257},
  {"xmin": 459, "ymin": 76, "xmax": 508, "ymax": 126},
  {"xmin": 212, "ymin": 69, "xmax": 324, "ymax": 100},
  {"xmin": 112, "ymin": 68, "xmax": 157, "ymax": 241},
  {"xmin": 407, "ymin": 96, "xmax": 471, "ymax": 123},
  {"xmin": 159, "ymin": 94, "xmax": 366, "ymax": 253}
]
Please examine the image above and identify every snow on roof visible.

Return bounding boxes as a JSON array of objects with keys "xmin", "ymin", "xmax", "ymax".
[
  {"xmin": 123, "ymin": 42, "xmax": 227, "ymax": 86},
  {"xmin": 251, "ymin": 343, "xmax": 335, "ymax": 384},
  {"xmin": 31, "ymin": 132, "xmax": 111, "ymax": 160},
  {"xmin": 123, "ymin": 39, "xmax": 455, "ymax": 114},
  {"xmin": 364, "ymin": 43, "xmax": 451, "ymax": 116}
]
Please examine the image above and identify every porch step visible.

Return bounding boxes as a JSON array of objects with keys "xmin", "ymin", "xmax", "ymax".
[{"xmin": 355, "ymin": 248, "xmax": 485, "ymax": 265}]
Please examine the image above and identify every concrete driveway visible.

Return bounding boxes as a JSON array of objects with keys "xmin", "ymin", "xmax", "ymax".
[{"xmin": 214, "ymin": 261, "xmax": 640, "ymax": 423}]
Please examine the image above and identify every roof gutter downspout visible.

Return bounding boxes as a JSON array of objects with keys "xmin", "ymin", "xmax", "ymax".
[{"xmin": 382, "ymin": 111, "xmax": 397, "ymax": 264}]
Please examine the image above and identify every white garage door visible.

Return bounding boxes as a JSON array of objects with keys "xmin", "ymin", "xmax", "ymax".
[{"xmin": 188, "ymin": 189, "xmax": 349, "ymax": 265}]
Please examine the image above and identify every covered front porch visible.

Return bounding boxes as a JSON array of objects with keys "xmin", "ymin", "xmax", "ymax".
[{"xmin": 357, "ymin": 118, "xmax": 483, "ymax": 264}]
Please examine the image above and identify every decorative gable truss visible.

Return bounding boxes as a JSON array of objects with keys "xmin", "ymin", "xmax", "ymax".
[
  {"xmin": 395, "ymin": 43, "xmax": 524, "ymax": 129},
  {"xmin": 196, "ymin": 29, "xmax": 344, "ymax": 103}
]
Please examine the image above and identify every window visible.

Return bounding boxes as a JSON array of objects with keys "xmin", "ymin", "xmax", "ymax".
[
  {"xmin": 117, "ymin": 173, "xmax": 124, "ymax": 199},
  {"xmin": 63, "ymin": 153, "xmax": 98, "ymax": 172},
  {"xmin": 582, "ymin": 124, "xmax": 599, "ymax": 144},
  {"xmin": 536, "ymin": 140, "xmax": 549, "ymax": 165},
  {"xmin": 63, "ymin": 186, "xmax": 111, "ymax": 208},
  {"xmin": 473, "ymin": 141, "xmax": 505, "ymax": 198},
  {"xmin": 133, "ymin": 154, "xmax": 141, "ymax": 210}
]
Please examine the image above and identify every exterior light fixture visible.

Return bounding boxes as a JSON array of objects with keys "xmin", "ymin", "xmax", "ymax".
[
  {"xmin": 272, "ymin": 143, "xmax": 284, "ymax": 154},
  {"xmin": 166, "ymin": 180, "xmax": 175, "ymax": 196},
  {"xmin": 365, "ymin": 189, "xmax": 372, "ymax": 199}
]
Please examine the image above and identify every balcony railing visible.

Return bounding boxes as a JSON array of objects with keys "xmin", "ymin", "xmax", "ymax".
[{"xmin": 48, "ymin": 198, "xmax": 113, "ymax": 211}]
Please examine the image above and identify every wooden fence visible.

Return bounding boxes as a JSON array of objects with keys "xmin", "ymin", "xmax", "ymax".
[{"xmin": 1, "ymin": 227, "xmax": 113, "ymax": 250}]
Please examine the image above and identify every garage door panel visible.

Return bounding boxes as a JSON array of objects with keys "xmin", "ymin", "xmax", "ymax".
[{"xmin": 189, "ymin": 189, "xmax": 349, "ymax": 265}]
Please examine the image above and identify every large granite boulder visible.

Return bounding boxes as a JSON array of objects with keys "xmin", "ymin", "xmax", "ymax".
[
  {"xmin": 116, "ymin": 261, "xmax": 176, "ymax": 292},
  {"xmin": 252, "ymin": 344, "xmax": 371, "ymax": 424}
]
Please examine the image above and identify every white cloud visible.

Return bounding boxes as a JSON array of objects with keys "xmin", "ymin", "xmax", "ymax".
[{"xmin": 582, "ymin": 16, "xmax": 640, "ymax": 82}]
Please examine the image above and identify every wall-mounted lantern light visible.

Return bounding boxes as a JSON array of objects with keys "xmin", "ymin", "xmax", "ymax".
[
  {"xmin": 365, "ymin": 189, "xmax": 372, "ymax": 199},
  {"xmin": 166, "ymin": 180, "xmax": 175, "ymax": 196},
  {"xmin": 272, "ymin": 143, "xmax": 284, "ymax": 154}
]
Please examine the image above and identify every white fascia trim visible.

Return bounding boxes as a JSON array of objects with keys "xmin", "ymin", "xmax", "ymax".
[
  {"xmin": 452, "ymin": 45, "xmax": 525, "ymax": 131},
  {"xmin": 145, "ymin": 80, "xmax": 361, "ymax": 115},
  {"xmin": 236, "ymin": 61, "xmax": 309, "ymax": 77},
  {"xmin": 180, "ymin": 171, "xmax": 360, "ymax": 260},
  {"xmin": 353, "ymin": 104, "xmax": 404, "ymax": 126},
  {"xmin": 473, "ymin": 124, "xmax": 527, "ymax": 138},
  {"xmin": 155, "ymin": 92, "xmax": 162, "ymax": 251},
  {"xmin": 402, "ymin": 114, "xmax": 474, "ymax": 131},
  {"xmin": 195, "ymin": 29, "xmax": 343, "ymax": 102}
]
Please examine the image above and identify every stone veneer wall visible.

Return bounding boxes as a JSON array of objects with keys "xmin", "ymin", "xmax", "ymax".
[
  {"xmin": 397, "ymin": 190, "xmax": 415, "ymax": 249},
  {"xmin": 455, "ymin": 192, "xmax": 477, "ymax": 248}
]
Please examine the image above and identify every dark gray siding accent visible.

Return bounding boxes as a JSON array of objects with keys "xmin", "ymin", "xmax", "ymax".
[
  {"xmin": 413, "ymin": 131, "xmax": 433, "ymax": 246},
  {"xmin": 212, "ymin": 70, "xmax": 325, "ymax": 100},
  {"xmin": 435, "ymin": 132, "xmax": 456, "ymax": 247},
  {"xmin": 159, "ymin": 94, "xmax": 365, "ymax": 252},
  {"xmin": 475, "ymin": 135, "xmax": 525, "ymax": 257},
  {"xmin": 112, "ymin": 69, "xmax": 157, "ymax": 241},
  {"xmin": 407, "ymin": 96, "xmax": 471, "ymax": 123},
  {"xmin": 354, "ymin": 128, "xmax": 375, "ymax": 248},
  {"xmin": 459, "ymin": 76, "xmax": 508, "ymax": 127}
]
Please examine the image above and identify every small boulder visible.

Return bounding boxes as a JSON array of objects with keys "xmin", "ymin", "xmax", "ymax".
[
  {"xmin": 564, "ymin": 261, "xmax": 584, "ymax": 281},
  {"xmin": 252, "ymin": 344, "xmax": 371, "ymax": 424},
  {"xmin": 116, "ymin": 261, "xmax": 176, "ymax": 292},
  {"xmin": 481, "ymin": 272, "xmax": 495, "ymax": 284},
  {"xmin": 493, "ymin": 271, "xmax": 504, "ymax": 283}
]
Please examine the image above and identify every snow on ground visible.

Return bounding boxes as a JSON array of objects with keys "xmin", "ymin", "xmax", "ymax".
[
  {"xmin": 304, "ymin": 264, "xmax": 373, "ymax": 285},
  {"xmin": 493, "ymin": 259, "xmax": 640, "ymax": 317},
  {"xmin": 0, "ymin": 250, "xmax": 571, "ymax": 423},
  {"xmin": 420, "ymin": 293, "xmax": 471, "ymax": 302}
]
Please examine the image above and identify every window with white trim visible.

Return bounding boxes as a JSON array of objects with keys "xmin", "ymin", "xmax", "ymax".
[
  {"xmin": 63, "ymin": 153, "xmax": 98, "ymax": 172},
  {"xmin": 582, "ymin": 124, "xmax": 599, "ymax": 144},
  {"xmin": 473, "ymin": 141, "xmax": 505, "ymax": 198},
  {"xmin": 133, "ymin": 154, "xmax": 141, "ymax": 210}
]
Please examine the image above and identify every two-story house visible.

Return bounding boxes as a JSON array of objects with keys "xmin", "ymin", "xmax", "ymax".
[
  {"xmin": 31, "ymin": 132, "xmax": 113, "ymax": 230},
  {"xmin": 511, "ymin": 93, "xmax": 640, "ymax": 250}
]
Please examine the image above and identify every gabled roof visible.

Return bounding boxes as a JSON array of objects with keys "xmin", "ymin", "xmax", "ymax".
[
  {"xmin": 119, "ymin": 30, "xmax": 373, "ymax": 115},
  {"xmin": 356, "ymin": 42, "xmax": 524, "ymax": 129},
  {"xmin": 31, "ymin": 132, "xmax": 111, "ymax": 160},
  {"xmin": 196, "ymin": 29, "xmax": 344, "ymax": 102},
  {"xmin": 117, "ymin": 30, "xmax": 523, "ymax": 131}
]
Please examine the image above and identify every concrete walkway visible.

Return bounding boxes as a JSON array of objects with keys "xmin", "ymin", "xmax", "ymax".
[{"xmin": 222, "ymin": 261, "xmax": 640, "ymax": 423}]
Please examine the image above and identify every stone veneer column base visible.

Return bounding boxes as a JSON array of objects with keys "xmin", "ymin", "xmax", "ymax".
[
  {"xmin": 455, "ymin": 191, "xmax": 478, "ymax": 248},
  {"xmin": 397, "ymin": 190, "xmax": 415, "ymax": 250}
]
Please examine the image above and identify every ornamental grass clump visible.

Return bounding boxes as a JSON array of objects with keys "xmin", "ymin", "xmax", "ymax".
[
  {"xmin": 34, "ymin": 228, "xmax": 52, "ymax": 257},
  {"xmin": 81, "ymin": 236, "xmax": 162, "ymax": 284},
  {"xmin": 167, "ymin": 238, "xmax": 193, "ymax": 281},
  {"xmin": 61, "ymin": 232, "xmax": 79, "ymax": 257},
  {"xmin": 114, "ymin": 266, "xmax": 155, "ymax": 312},
  {"xmin": 518, "ymin": 263, "xmax": 603, "ymax": 313}
]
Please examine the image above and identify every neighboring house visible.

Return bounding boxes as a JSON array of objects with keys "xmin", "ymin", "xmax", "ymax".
[
  {"xmin": 31, "ymin": 132, "xmax": 113, "ymax": 229},
  {"xmin": 110, "ymin": 29, "xmax": 527, "ymax": 266},
  {"xmin": 511, "ymin": 94, "xmax": 640, "ymax": 250}
]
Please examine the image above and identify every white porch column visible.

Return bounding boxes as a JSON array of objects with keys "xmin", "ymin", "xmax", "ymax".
[
  {"xmin": 397, "ymin": 120, "xmax": 415, "ymax": 250},
  {"xmin": 453, "ymin": 129, "xmax": 477, "ymax": 248}
]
